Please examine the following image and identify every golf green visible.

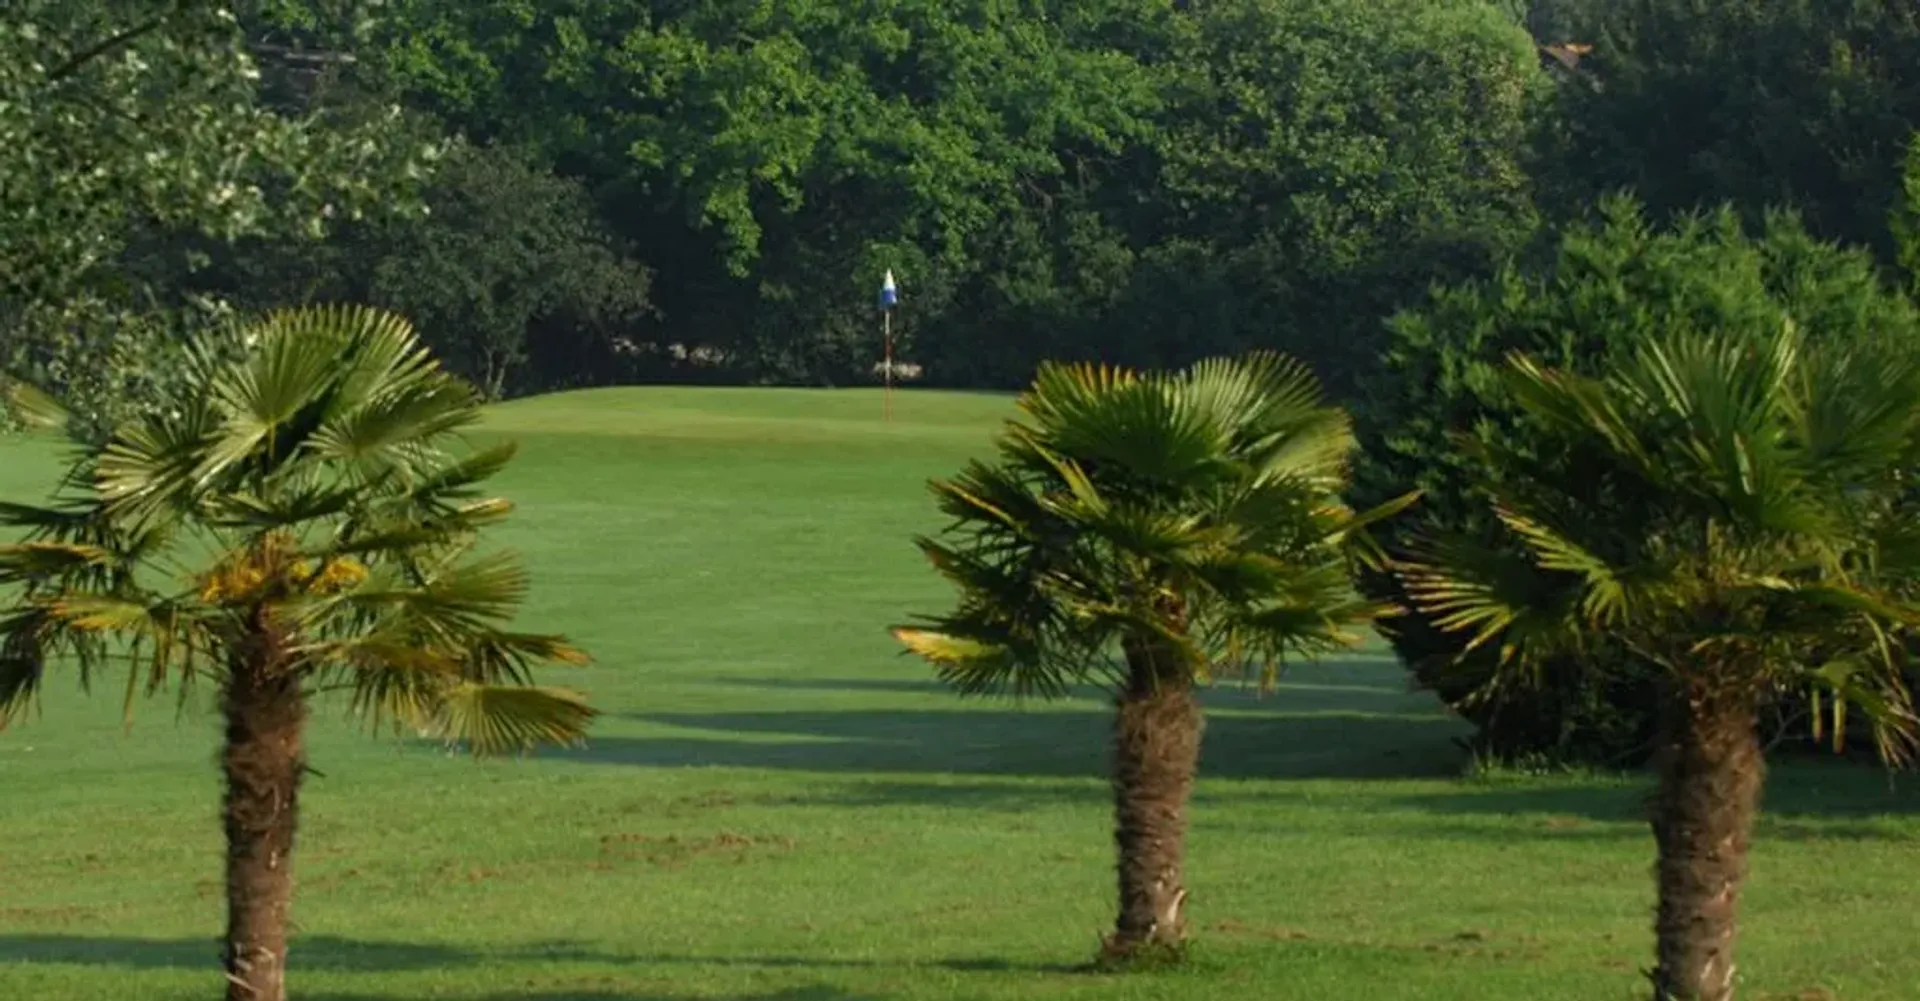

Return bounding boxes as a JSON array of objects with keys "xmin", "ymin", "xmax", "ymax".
[{"xmin": 1, "ymin": 387, "xmax": 1915, "ymax": 1000}]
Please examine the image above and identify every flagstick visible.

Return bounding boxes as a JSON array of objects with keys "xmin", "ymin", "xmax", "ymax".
[{"xmin": 882, "ymin": 308, "xmax": 895, "ymax": 422}]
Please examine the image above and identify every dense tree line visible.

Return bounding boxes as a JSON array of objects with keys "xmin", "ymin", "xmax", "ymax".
[
  {"xmin": 8, "ymin": 0, "xmax": 1548, "ymax": 406},
  {"xmin": 14, "ymin": 1, "xmax": 1919, "ymax": 410}
]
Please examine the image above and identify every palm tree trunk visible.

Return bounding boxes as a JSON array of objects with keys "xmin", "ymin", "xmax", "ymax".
[
  {"xmin": 1647, "ymin": 683, "xmax": 1764, "ymax": 1001},
  {"xmin": 1104, "ymin": 640, "xmax": 1204, "ymax": 963},
  {"xmin": 221, "ymin": 624, "xmax": 306, "ymax": 1001}
]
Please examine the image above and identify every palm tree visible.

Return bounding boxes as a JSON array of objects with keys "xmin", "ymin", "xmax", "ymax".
[
  {"xmin": 0, "ymin": 306, "xmax": 595, "ymax": 1001},
  {"xmin": 1394, "ymin": 321, "xmax": 1920, "ymax": 1001},
  {"xmin": 893, "ymin": 353, "xmax": 1411, "ymax": 963}
]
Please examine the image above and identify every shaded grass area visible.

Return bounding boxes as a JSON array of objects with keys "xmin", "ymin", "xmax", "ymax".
[{"xmin": 1, "ymin": 387, "xmax": 1917, "ymax": 1001}]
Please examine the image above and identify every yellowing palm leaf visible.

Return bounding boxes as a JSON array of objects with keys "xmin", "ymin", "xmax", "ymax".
[{"xmin": 427, "ymin": 683, "xmax": 596, "ymax": 755}]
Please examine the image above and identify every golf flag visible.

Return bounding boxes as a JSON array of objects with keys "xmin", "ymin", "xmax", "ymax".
[{"xmin": 879, "ymin": 269, "xmax": 898, "ymax": 309}]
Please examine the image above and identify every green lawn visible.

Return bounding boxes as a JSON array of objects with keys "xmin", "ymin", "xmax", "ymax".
[{"xmin": 1, "ymin": 386, "xmax": 1917, "ymax": 1001}]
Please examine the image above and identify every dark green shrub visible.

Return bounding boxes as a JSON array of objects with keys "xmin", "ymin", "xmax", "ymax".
[
  {"xmin": 1352, "ymin": 196, "xmax": 1920, "ymax": 766},
  {"xmin": 1898, "ymin": 134, "xmax": 1920, "ymax": 288}
]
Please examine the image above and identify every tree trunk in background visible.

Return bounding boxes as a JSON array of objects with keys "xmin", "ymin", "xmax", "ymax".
[
  {"xmin": 1104, "ymin": 636, "xmax": 1204, "ymax": 963},
  {"xmin": 221, "ymin": 621, "xmax": 306, "ymax": 1001},
  {"xmin": 1647, "ymin": 681, "xmax": 1764, "ymax": 1001}
]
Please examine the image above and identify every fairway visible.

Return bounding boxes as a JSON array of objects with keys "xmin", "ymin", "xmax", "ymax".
[{"xmin": 3, "ymin": 386, "xmax": 1919, "ymax": 1001}]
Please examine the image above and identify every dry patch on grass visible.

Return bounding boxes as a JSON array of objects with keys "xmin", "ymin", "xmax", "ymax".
[
  {"xmin": 1207, "ymin": 918, "xmax": 1311, "ymax": 942},
  {"xmin": 1206, "ymin": 919, "xmax": 1559, "ymax": 964},
  {"xmin": 1419, "ymin": 929, "xmax": 1552, "ymax": 963},
  {"xmin": 594, "ymin": 830, "xmax": 799, "ymax": 870},
  {"xmin": 0, "ymin": 906, "xmax": 102, "ymax": 926}
]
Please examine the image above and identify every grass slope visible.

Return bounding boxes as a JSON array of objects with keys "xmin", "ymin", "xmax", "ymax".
[{"xmin": 1, "ymin": 386, "xmax": 1917, "ymax": 1001}]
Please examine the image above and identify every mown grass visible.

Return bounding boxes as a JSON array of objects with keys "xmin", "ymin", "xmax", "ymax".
[{"xmin": 1, "ymin": 386, "xmax": 1917, "ymax": 1001}]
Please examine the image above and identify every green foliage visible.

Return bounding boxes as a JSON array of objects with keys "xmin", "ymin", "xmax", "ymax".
[
  {"xmin": 187, "ymin": 135, "xmax": 653, "ymax": 398},
  {"xmin": 1544, "ymin": 0, "xmax": 1920, "ymax": 259},
  {"xmin": 362, "ymin": 0, "xmax": 1168, "ymax": 384},
  {"xmin": 1896, "ymin": 133, "xmax": 1920, "ymax": 289},
  {"xmin": 1354, "ymin": 197, "xmax": 1920, "ymax": 764},
  {"xmin": 0, "ymin": 304, "xmax": 593, "ymax": 750},
  {"xmin": 0, "ymin": 1, "xmax": 436, "ymax": 430},
  {"xmin": 895, "ymin": 352, "xmax": 1409, "ymax": 697},
  {"xmin": 20, "ymin": 0, "xmax": 1916, "ymax": 426},
  {"xmin": 1120, "ymin": 0, "xmax": 1545, "ymax": 389},
  {"xmin": 343, "ymin": 0, "xmax": 1542, "ymax": 389},
  {"xmin": 1495, "ymin": 0, "xmax": 1588, "ymax": 40},
  {"xmin": 2, "ymin": 297, "xmax": 251, "ymax": 442},
  {"xmin": 925, "ymin": 0, "xmax": 1547, "ymax": 390},
  {"xmin": 364, "ymin": 140, "xmax": 651, "ymax": 397}
]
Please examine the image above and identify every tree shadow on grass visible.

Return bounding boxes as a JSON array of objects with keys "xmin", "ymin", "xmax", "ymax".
[
  {"xmin": 553, "ymin": 707, "xmax": 1467, "ymax": 782},
  {"xmin": 1388, "ymin": 758, "xmax": 1920, "ymax": 839},
  {"xmin": 0, "ymin": 935, "xmax": 1080, "ymax": 981},
  {"xmin": 309, "ymin": 983, "xmax": 883, "ymax": 991},
  {"xmin": 0, "ymin": 934, "xmax": 500, "ymax": 970},
  {"xmin": 706, "ymin": 673, "xmax": 1422, "ymax": 715}
]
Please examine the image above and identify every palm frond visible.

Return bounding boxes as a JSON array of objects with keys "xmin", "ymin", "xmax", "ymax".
[
  {"xmin": 1217, "ymin": 555, "xmax": 1387, "ymax": 681},
  {"xmin": 1492, "ymin": 508, "xmax": 1663, "ymax": 630},
  {"xmin": 0, "ymin": 542, "xmax": 112, "ymax": 584},
  {"xmin": 1064, "ymin": 500, "xmax": 1208, "ymax": 564},
  {"xmin": 92, "ymin": 404, "xmax": 221, "ymax": 519},
  {"xmin": 40, "ymin": 593, "xmax": 213, "ymax": 718},
  {"xmin": 929, "ymin": 461, "xmax": 1052, "ymax": 539},
  {"xmin": 196, "ymin": 316, "xmax": 345, "ymax": 479},
  {"xmin": 204, "ymin": 482, "xmax": 368, "ymax": 530},
  {"xmin": 1020, "ymin": 362, "xmax": 1229, "ymax": 484},
  {"xmin": 1395, "ymin": 534, "xmax": 1593, "ymax": 670},
  {"xmin": 1018, "ymin": 361, "xmax": 1140, "ymax": 429},
  {"xmin": 1175, "ymin": 351, "xmax": 1330, "ymax": 441},
  {"xmin": 459, "ymin": 630, "xmax": 591, "ymax": 685},
  {"xmin": 917, "ymin": 538, "xmax": 1040, "ymax": 602},
  {"xmin": 2, "ymin": 379, "xmax": 70, "ymax": 431},
  {"xmin": 426, "ymin": 683, "xmax": 596, "ymax": 754},
  {"xmin": 399, "ymin": 442, "xmax": 521, "ymax": 507},
  {"xmin": 1502, "ymin": 351, "xmax": 1642, "ymax": 459},
  {"xmin": 320, "ymin": 516, "xmax": 485, "ymax": 562},
  {"xmin": 321, "ymin": 551, "xmax": 531, "ymax": 637},
  {"xmin": 892, "ymin": 626, "xmax": 1075, "ymax": 699},
  {"xmin": 1325, "ymin": 491, "xmax": 1422, "ymax": 565},
  {"xmin": 0, "ymin": 612, "xmax": 51, "ymax": 724},
  {"xmin": 1792, "ymin": 332, "xmax": 1920, "ymax": 474},
  {"xmin": 0, "ymin": 499, "xmax": 102, "ymax": 537},
  {"xmin": 1234, "ymin": 598, "xmax": 1381, "ymax": 653},
  {"xmin": 307, "ymin": 376, "xmax": 481, "ymax": 480},
  {"xmin": 1803, "ymin": 651, "xmax": 1920, "ymax": 767},
  {"xmin": 1178, "ymin": 549, "xmax": 1297, "ymax": 605},
  {"xmin": 1239, "ymin": 415, "xmax": 1356, "ymax": 493},
  {"xmin": 44, "ymin": 594, "xmax": 179, "ymax": 635},
  {"xmin": 1739, "ymin": 580, "xmax": 1920, "ymax": 637},
  {"xmin": 313, "ymin": 306, "xmax": 459, "ymax": 419}
]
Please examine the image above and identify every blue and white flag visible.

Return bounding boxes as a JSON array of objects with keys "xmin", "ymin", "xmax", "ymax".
[{"xmin": 879, "ymin": 269, "xmax": 899, "ymax": 309}]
